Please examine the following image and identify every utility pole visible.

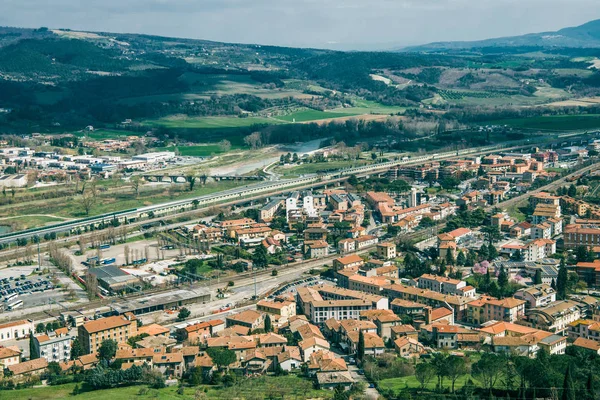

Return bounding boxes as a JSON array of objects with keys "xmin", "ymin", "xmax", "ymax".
[{"xmin": 253, "ymin": 266, "xmax": 257, "ymax": 299}]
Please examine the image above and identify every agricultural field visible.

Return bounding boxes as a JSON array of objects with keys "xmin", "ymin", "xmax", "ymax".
[
  {"xmin": 8, "ymin": 376, "xmax": 331, "ymax": 400},
  {"xmin": 329, "ymin": 98, "xmax": 407, "ymax": 115},
  {"xmin": 484, "ymin": 114, "xmax": 600, "ymax": 131},
  {"xmin": 273, "ymin": 109, "xmax": 359, "ymax": 123},
  {"xmin": 156, "ymin": 144, "xmax": 242, "ymax": 157},
  {"xmin": 72, "ymin": 129, "xmax": 143, "ymax": 140},
  {"xmin": 143, "ymin": 115, "xmax": 282, "ymax": 129}
]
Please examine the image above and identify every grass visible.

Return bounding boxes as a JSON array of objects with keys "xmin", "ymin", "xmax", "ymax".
[
  {"xmin": 484, "ymin": 114, "xmax": 600, "ymax": 131},
  {"xmin": 329, "ymin": 98, "xmax": 407, "ymax": 115},
  {"xmin": 379, "ymin": 374, "xmax": 477, "ymax": 393},
  {"xmin": 72, "ymin": 129, "xmax": 142, "ymax": 140},
  {"xmin": 144, "ymin": 115, "xmax": 283, "ymax": 129},
  {"xmin": 274, "ymin": 160, "xmax": 371, "ymax": 177},
  {"xmin": 155, "ymin": 144, "xmax": 242, "ymax": 157},
  {"xmin": 0, "ymin": 181, "xmax": 247, "ymax": 221},
  {"xmin": 0, "ymin": 215, "xmax": 68, "ymax": 231},
  {"xmin": 273, "ymin": 109, "xmax": 359, "ymax": 123},
  {"xmin": 8, "ymin": 376, "xmax": 330, "ymax": 400}
]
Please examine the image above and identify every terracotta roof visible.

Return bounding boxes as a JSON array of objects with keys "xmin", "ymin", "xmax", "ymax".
[
  {"xmin": 430, "ymin": 307, "xmax": 453, "ymax": 321},
  {"xmin": 195, "ymin": 354, "xmax": 215, "ymax": 368},
  {"xmin": 81, "ymin": 315, "xmax": 132, "ymax": 334},
  {"xmin": 0, "ymin": 347, "xmax": 21, "ymax": 359},
  {"xmin": 54, "ymin": 327, "xmax": 69, "ymax": 336},
  {"xmin": 115, "ymin": 348, "xmax": 157, "ymax": 359},
  {"xmin": 299, "ymin": 337, "xmax": 330, "ymax": 351},
  {"xmin": 153, "ymin": 352, "xmax": 184, "ymax": 364},
  {"xmin": 173, "ymin": 346, "xmax": 200, "ymax": 357},
  {"xmin": 391, "ymin": 325, "xmax": 417, "ymax": 334},
  {"xmin": 335, "ymin": 254, "xmax": 364, "ymax": 265},
  {"xmin": 138, "ymin": 323, "xmax": 170, "ymax": 336},
  {"xmin": 227, "ymin": 310, "xmax": 263, "ymax": 325},
  {"xmin": 78, "ymin": 353, "xmax": 99, "ymax": 366},
  {"xmin": 574, "ymin": 337, "xmax": 600, "ymax": 351},
  {"xmin": 257, "ymin": 333, "xmax": 287, "ymax": 345},
  {"xmin": 8, "ymin": 358, "xmax": 48, "ymax": 375},
  {"xmin": 0, "ymin": 320, "xmax": 31, "ymax": 330}
]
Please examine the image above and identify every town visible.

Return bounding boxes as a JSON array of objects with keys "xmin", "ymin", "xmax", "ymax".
[{"xmin": 1, "ymin": 131, "xmax": 600, "ymax": 400}]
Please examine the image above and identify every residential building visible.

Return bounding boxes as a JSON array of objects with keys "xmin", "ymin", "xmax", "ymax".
[
  {"xmin": 333, "ymin": 254, "xmax": 364, "ymax": 270},
  {"xmin": 376, "ymin": 243, "xmax": 397, "ymax": 260},
  {"xmin": 514, "ymin": 284, "xmax": 556, "ymax": 308},
  {"xmin": 32, "ymin": 333, "xmax": 73, "ymax": 363},
  {"xmin": 78, "ymin": 315, "xmax": 137, "ymax": 354},
  {"xmin": 226, "ymin": 310, "xmax": 264, "ymax": 330},
  {"xmin": 525, "ymin": 300, "xmax": 582, "ymax": 334},
  {"xmin": 0, "ymin": 347, "xmax": 21, "ymax": 368}
]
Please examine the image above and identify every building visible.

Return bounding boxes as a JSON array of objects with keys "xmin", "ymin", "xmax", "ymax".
[
  {"xmin": 0, "ymin": 347, "xmax": 21, "ymax": 368},
  {"xmin": 0, "ymin": 319, "xmax": 34, "ymax": 342},
  {"xmin": 564, "ymin": 224, "xmax": 600, "ymax": 249},
  {"xmin": 257, "ymin": 299, "xmax": 297, "ymax": 319},
  {"xmin": 416, "ymin": 274, "xmax": 472, "ymax": 296},
  {"xmin": 514, "ymin": 284, "xmax": 556, "ymax": 308},
  {"xmin": 333, "ymin": 254, "xmax": 364, "ymax": 270},
  {"xmin": 525, "ymin": 300, "xmax": 582, "ymax": 334},
  {"xmin": 78, "ymin": 315, "xmax": 137, "ymax": 354},
  {"xmin": 226, "ymin": 310, "xmax": 264, "ymax": 330},
  {"xmin": 305, "ymin": 240, "xmax": 329, "ymax": 259},
  {"xmin": 376, "ymin": 243, "xmax": 397, "ymax": 260},
  {"xmin": 468, "ymin": 297, "xmax": 526, "ymax": 324},
  {"xmin": 32, "ymin": 332, "xmax": 73, "ymax": 363}
]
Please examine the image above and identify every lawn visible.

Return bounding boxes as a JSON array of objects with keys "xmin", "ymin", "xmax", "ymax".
[
  {"xmin": 274, "ymin": 109, "xmax": 359, "ymax": 123},
  {"xmin": 72, "ymin": 129, "xmax": 142, "ymax": 140},
  {"xmin": 378, "ymin": 374, "xmax": 477, "ymax": 393},
  {"xmin": 0, "ymin": 215, "xmax": 68, "ymax": 231},
  {"xmin": 144, "ymin": 115, "xmax": 282, "ymax": 129},
  {"xmin": 8, "ymin": 376, "xmax": 330, "ymax": 400},
  {"xmin": 484, "ymin": 114, "xmax": 600, "ymax": 131}
]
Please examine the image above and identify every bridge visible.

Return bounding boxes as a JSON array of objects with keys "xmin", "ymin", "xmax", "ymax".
[
  {"xmin": 211, "ymin": 175, "xmax": 265, "ymax": 181},
  {"xmin": 142, "ymin": 175, "xmax": 188, "ymax": 183}
]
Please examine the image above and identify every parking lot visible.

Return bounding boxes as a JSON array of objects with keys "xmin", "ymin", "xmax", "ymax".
[{"xmin": 0, "ymin": 267, "xmax": 56, "ymax": 310}]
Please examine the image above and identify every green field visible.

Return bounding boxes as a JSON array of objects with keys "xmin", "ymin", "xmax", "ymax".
[
  {"xmin": 156, "ymin": 144, "xmax": 242, "ymax": 157},
  {"xmin": 274, "ymin": 109, "xmax": 359, "ymax": 122},
  {"xmin": 144, "ymin": 115, "xmax": 282, "ymax": 129},
  {"xmin": 379, "ymin": 374, "xmax": 477, "ymax": 394},
  {"xmin": 8, "ymin": 376, "xmax": 331, "ymax": 400},
  {"xmin": 274, "ymin": 160, "xmax": 371, "ymax": 177},
  {"xmin": 73, "ymin": 129, "xmax": 143, "ymax": 140},
  {"xmin": 0, "ymin": 181, "xmax": 247, "ymax": 221},
  {"xmin": 328, "ymin": 98, "xmax": 407, "ymax": 115},
  {"xmin": 485, "ymin": 114, "xmax": 600, "ymax": 131},
  {"xmin": 0, "ymin": 215, "xmax": 68, "ymax": 231}
]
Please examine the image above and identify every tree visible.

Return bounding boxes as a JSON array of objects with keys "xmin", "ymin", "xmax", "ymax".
[
  {"xmin": 446, "ymin": 355, "xmax": 467, "ymax": 393},
  {"xmin": 557, "ymin": 263, "xmax": 568, "ymax": 300},
  {"xmin": 130, "ymin": 176, "xmax": 142, "ymax": 198},
  {"xmin": 187, "ymin": 175, "xmax": 197, "ymax": 192},
  {"xmin": 264, "ymin": 314, "xmax": 272, "ymax": 333},
  {"xmin": 511, "ymin": 249, "xmax": 523, "ymax": 261},
  {"xmin": 244, "ymin": 132, "xmax": 262, "ymax": 149},
  {"xmin": 568, "ymin": 184, "xmax": 577, "ymax": 197},
  {"xmin": 551, "ymin": 278, "xmax": 557, "ymax": 290},
  {"xmin": 456, "ymin": 251, "xmax": 466, "ymax": 266},
  {"xmin": 218, "ymin": 140, "xmax": 231, "ymax": 152},
  {"xmin": 534, "ymin": 269, "xmax": 543, "ymax": 285},
  {"xmin": 586, "ymin": 371, "xmax": 595, "ymax": 400},
  {"xmin": 562, "ymin": 364, "xmax": 575, "ymax": 400},
  {"xmin": 29, "ymin": 331, "xmax": 37, "ymax": 360},
  {"xmin": 178, "ymin": 307, "xmax": 191, "ymax": 321},
  {"xmin": 35, "ymin": 323, "xmax": 45, "ymax": 333},
  {"xmin": 445, "ymin": 250, "xmax": 455, "ymax": 266},
  {"xmin": 357, "ymin": 330, "xmax": 365, "ymax": 361},
  {"xmin": 79, "ymin": 191, "xmax": 96, "ymax": 216},
  {"xmin": 473, "ymin": 353, "xmax": 504, "ymax": 394},
  {"xmin": 292, "ymin": 153, "xmax": 299, "ymax": 163},
  {"xmin": 206, "ymin": 347, "xmax": 236, "ymax": 370},
  {"xmin": 98, "ymin": 339, "xmax": 117, "ymax": 362},
  {"xmin": 431, "ymin": 353, "xmax": 448, "ymax": 391},
  {"xmin": 482, "ymin": 225, "xmax": 502, "ymax": 246},
  {"xmin": 498, "ymin": 267, "xmax": 509, "ymax": 293},
  {"xmin": 70, "ymin": 337, "xmax": 85, "ymax": 360},
  {"xmin": 252, "ymin": 245, "xmax": 269, "ymax": 269},
  {"xmin": 415, "ymin": 362, "xmax": 436, "ymax": 391},
  {"xmin": 488, "ymin": 245, "xmax": 498, "ymax": 260}
]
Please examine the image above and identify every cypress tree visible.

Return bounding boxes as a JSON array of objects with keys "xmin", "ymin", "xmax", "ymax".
[
  {"xmin": 562, "ymin": 365, "xmax": 575, "ymax": 400},
  {"xmin": 357, "ymin": 330, "xmax": 365, "ymax": 361}
]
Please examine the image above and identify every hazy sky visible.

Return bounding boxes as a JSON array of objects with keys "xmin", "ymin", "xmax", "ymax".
[{"xmin": 1, "ymin": 0, "xmax": 599, "ymax": 50}]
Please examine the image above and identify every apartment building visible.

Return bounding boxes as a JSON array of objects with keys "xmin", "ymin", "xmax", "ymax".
[
  {"xmin": 564, "ymin": 224, "xmax": 600, "ymax": 249},
  {"xmin": 568, "ymin": 319, "xmax": 600, "ymax": 342},
  {"xmin": 78, "ymin": 315, "xmax": 137, "ymax": 354},
  {"xmin": 385, "ymin": 284, "xmax": 472, "ymax": 322},
  {"xmin": 32, "ymin": 332, "xmax": 73, "ymax": 363},
  {"xmin": 468, "ymin": 297, "xmax": 526, "ymax": 324},
  {"xmin": 376, "ymin": 243, "xmax": 396, "ymax": 260},
  {"xmin": 514, "ymin": 284, "xmax": 556, "ymax": 308},
  {"xmin": 297, "ymin": 285, "xmax": 388, "ymax": 324},
  {"xmin": 416, "ymin": 274, "xmax": 475, "ymax": 297},
  {"xmin": 525, "ymin": 300, "xmax": 582, "ymax": 334},
  {"xmin": 257, "ymin": 299, "xmax": 297, "ymax": 319},
  {"xmin": 531, "ymin": 223, "xmax": 552, "ymax": 240},
  {"xmin": 333, "ymin": 254, "xmax": 364, "ymax": 270}
]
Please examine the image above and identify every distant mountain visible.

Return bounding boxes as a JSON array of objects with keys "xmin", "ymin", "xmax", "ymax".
[{"xmin": 405, "ymin": 19, "xmax": 600, "ymax": 52}]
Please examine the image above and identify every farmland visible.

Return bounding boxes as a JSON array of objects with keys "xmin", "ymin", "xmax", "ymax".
[
  {"xmin": 143, "ymin": 115, "xmax": 282, "ymax": 130},
  {"xmin": 484, "ymin": 114, "xmax": 600, "ymax": 131},
  {"xmin": 273, "ymin": 109, "xmax": 360, "ymax": 123}
]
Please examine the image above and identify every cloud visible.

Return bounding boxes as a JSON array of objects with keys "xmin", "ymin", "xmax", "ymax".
[{"xmin": 1, "ymin": 0, "xmax": 600, "ymax": 49}]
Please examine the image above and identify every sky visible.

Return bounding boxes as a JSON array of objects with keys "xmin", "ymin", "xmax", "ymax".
[{"xmin": 1, "ymin": 0, "xmax": 600, "ymax": 50}]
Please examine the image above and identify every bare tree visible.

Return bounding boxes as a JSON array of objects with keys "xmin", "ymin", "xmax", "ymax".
[
  {"xmin": 144, "ymin": 245, "xmax": 150, "ymax": 261},
  {"xmin": 79, "ymin": 191, "xmax": 96, "ymax": 216},
  {"xmin": 218, "ymin": 139, "xmax": 231, "ymax": 152},
  {"xmin": 243, "ymin": 132, "xmax": 262, "ymax": 149},
  {"xmin": 130, "ymin": 176, "xmax": 142, "ymax": 198},
  {"xmin": 78, "ymin": 236, "xmax": 87, "ymax": 254},
  {"xmin": 85, "ymin": 271, "xmax": 99, "ymax": 299},
  {"xmin": 124, "ymin": 245, "xmax": 130, "ymax": 265}
]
